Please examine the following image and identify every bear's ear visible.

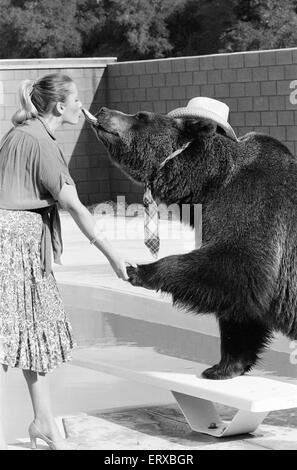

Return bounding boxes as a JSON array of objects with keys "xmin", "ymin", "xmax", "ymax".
[{"xmin": 174, "ymin": 118, "xmax": 217, "ymax": 139}]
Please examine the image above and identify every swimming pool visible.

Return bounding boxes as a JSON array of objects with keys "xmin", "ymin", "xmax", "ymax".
[{"xmin": 62, "ymin": 281, "xmax": 297, "ymax": 382}]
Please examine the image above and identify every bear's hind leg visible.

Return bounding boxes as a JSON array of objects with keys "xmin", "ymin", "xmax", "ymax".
[{"xmin": 202, "ymin": 317, "xmax": 272, "ymax": 380}]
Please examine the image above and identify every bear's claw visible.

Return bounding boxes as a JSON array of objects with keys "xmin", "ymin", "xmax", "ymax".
[
  {"xmin": 127, "ymin": 265, "xmax": 143, "ymax": 286},
  {"xmin": 126, "ymin": 265, "xmax": 156, "ymax": 290},
  {"xmin": 201, "ymin": 362, "xmax": 246, "ymax": 380}
]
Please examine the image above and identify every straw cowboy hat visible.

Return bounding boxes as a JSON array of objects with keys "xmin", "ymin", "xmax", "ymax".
[{"xmin": 167, "ymin": 97, "xmax": 238, "ymax": 142}]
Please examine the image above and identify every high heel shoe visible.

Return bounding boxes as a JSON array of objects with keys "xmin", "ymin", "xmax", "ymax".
[{"xmin": 28, "ymin": 422, "xmax": 78, "ymax": 450}]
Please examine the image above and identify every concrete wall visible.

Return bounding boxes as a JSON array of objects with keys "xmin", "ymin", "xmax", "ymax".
[
  {"xmin": 1, "ymin": 49, "xmax": 297, "ymax": 205},
  {"xmin": 0, "ymin": 58, "xmax": 116, "ymax": 205},
  {"xmin": 107, "ymin": 48, "xmax": 297, "ymax": 203}
]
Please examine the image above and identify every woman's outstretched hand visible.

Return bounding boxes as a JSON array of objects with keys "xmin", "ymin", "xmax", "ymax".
[{"xmin": 107, "ymin": 252, "xmax": 137, "ymax": 281}]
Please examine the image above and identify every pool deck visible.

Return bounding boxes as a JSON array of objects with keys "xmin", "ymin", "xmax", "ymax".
[{"xmin": 7, "ymin": 212, "xmax": 297, "ymax": 450}]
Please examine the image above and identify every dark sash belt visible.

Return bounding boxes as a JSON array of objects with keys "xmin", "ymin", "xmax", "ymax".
[{"xmin": 29, "ymin": 205, "xmax": 62, "ymax": 277}]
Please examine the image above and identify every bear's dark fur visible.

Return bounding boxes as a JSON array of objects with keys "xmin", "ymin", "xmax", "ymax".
[{"xmin": 89, "ymin": 106, "xmax": 297, "ymax": 380}]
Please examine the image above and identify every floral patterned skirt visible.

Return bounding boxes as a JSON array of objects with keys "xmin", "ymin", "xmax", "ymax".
[{"xmin": 0, "ymin": 209, "xmax": 75, "ymax": 373}]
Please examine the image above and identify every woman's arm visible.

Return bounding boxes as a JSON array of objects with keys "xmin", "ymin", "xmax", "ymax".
[{"xmin": 57, "ymin": 183, "xmax": 135, "ymax": 280}]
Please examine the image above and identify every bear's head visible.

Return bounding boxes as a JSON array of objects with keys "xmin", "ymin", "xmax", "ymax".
[
  {"xmin": 86, "ymin": 107, "xmax": 225, "ymax": 184},
  {"xmin": 83, "ymin": 106, "xmax": 244, "ymax": 206}
]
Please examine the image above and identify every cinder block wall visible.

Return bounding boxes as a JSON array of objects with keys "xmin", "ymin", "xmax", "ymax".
[
  {"xmin": 0, "ymin": 58, "xmax": 116, "ymax": 205},
  {"xmin": 107, "ymin": 48, "xmax": 297, "ymax": 204}
]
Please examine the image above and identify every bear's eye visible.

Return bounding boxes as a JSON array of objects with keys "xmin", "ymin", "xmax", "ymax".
[{"xmin": 135, "ymin": 112, "xmax": 149, "ymax": 122}]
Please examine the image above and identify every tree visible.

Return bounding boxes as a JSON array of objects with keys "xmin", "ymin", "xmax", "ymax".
[
  {"xmin": 0, "ymin": 0, "xmax": 182, "ymax": 60},
  {"xmin": 1, "ymin": 0, "xmax": 297, "ymax": 60},
  {"xmin": 0, "ymin": 0, "xmax": 104, "ymax": 58},
  {"xmin": 220, "ymin": 0, "xmax": 297, "ymax": 52},
  {"xmin": 166, "ymin": 0, "xmax": 236, "ymax": 57},
  {"xmin": 86, "ymin": 0, "xmax": 182, "ymax": 60}
]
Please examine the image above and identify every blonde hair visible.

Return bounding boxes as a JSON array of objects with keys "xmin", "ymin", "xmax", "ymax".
[{"xmin": 12, "ymin": 73, "xmax": 74, "ymax": 126}]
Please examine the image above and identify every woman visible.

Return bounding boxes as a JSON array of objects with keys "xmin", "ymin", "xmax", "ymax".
[{"xmin": 0, "ymin": 73, "xmax": 136, "ymax": 450}]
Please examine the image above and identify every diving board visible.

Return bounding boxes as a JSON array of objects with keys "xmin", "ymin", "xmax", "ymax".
[{"xmin": 71, "ymin": 345, "xmax": 297, "ymax": 438}]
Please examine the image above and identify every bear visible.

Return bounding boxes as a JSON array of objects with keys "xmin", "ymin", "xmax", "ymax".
[{"xmin": 83, "ymin": 104, "xmax": 297, "ymax": 380}]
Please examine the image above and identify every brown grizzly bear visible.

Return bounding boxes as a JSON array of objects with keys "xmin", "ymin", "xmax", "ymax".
[{"xmin": 83, "ymin": 103, "xmax": 297, "ymax": 380}]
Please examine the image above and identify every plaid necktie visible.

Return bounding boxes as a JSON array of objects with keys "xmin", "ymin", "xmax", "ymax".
[
  {"xmin": 143, "ymin": 183, "xmax": 160, "ymax": 258},
  {"xmin": 143, "ymin": 142, "xmax": 192, "ymax": 257}
]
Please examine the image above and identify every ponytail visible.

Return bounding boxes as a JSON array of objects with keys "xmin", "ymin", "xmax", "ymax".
[
  {"xmin": 11, "ymin": 74, "xmax": 73, "ymax": 126},
  {"xmin": 12, "ymin": 79, "xmax": 38, "ymax": 125}
]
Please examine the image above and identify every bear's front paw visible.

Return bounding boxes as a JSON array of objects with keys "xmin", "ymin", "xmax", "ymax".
[
  {"xmin": 126, "ymin": 265, "xmax": 143, "ymax": 287},
  {"xmin": 201, "ymin": 362, "xmax": 246, "ymax": 380},
  {"xmin": 126, "ymin": 265, "xmax": 155, "ymax": 290}
]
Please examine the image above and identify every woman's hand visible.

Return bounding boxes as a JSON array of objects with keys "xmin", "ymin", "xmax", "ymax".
[{"xmin": 107, "ymin": 252, "xmax": 138, "ymax": 281}]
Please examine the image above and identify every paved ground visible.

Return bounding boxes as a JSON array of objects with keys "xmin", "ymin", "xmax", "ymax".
[
  {"xmin": 7, "ymin": 212, "xmax": 297, "ymax": 450},
  {"xmin": 10, "ymin": 407, "xmax": 297, "ymax": 450}
]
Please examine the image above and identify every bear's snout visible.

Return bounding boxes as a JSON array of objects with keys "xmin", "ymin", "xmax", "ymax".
[
  {"xmin": 92, "ymin": 107, "xmax": 120, "ymax": 136},
  {"xmin": 95, "ymin": 107, "xmax": 109, "ymax": 118}
]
